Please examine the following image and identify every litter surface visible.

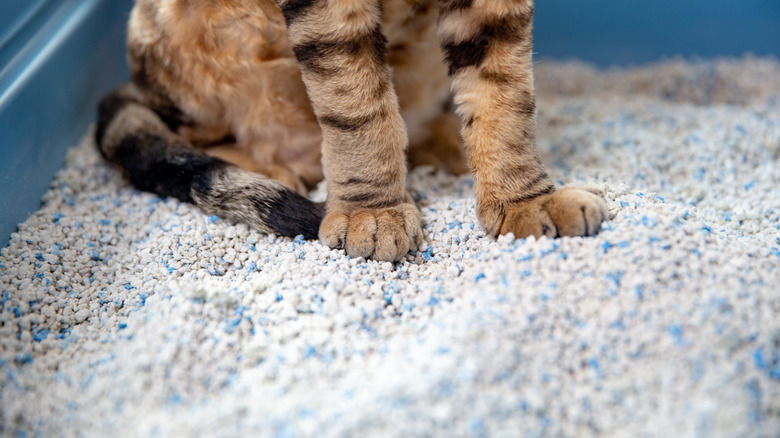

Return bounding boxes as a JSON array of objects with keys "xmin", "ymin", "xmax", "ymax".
[{"xmin": 2, "ymin": 57, "xmax": 779, "ymax": 437}]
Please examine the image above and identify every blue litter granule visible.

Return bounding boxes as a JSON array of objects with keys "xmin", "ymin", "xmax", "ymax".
[
  {"xmin": 224, "ymin": 317, "xmax": 242, "ymax": 334},
  {"xmin": 601, "ymin": 241, "xmax": 613, "ymax": 253},
  {"xmin": 474, "ymin": 272, "xmax": 485, "ymax": 282},
  {"xmin": 668, "ymin": 324, "xmax": 684, "ymax": 345},
  {"xmin": 539, "ymin": 242, "xmax": 559, "ymax": 256},
  {"xmin": 746, "ymin": 379, "xmax": 763, "ymax": 423},
  {"xmin": 118, "ymin": 322, "xmax": 127, "ymax": 330},
  {"xmin": 35, "ymin": 253, "xmax": 44, "ymax": 262},
  {"xmin": 15, "ymin": 353, "xmax": 32, "ymax": 365},
  {"xmin": 588, "ymin": 358, "xmax": 601, "ymax": 379},
  {"xmin": 753, "ymin": 348, "xmax": 780, "ymax": 380},
  {"xmin": 610, "ymin": 319, "xmax": 626, "ymax": 331},
  {"xmin": 428, "ymin": 296, "xmax": 440, "ymax": 307},
  {"xmin": 436, "ymin": 381, "xmax": 455, "ymax": 397},
  {"xmin": 469, "ymin": 417, "xmax": 486, "ymax": 436},
  {"xmin": 275, "ymin": 292, "xmax": 283, "ymax": 302},
  {"xmin": 303, "ymin": 345, "xmax": 317, "ymax": 359},
  {"xmin": 744, "ymin": 180, "xmax": 756, "ymax": 190},
  {"xmin": 32, "ymin": 329, "xmax": 49, "ymax": 342},
  {"xmin": 383, "ymin": 282, "xmax": 401, "ymax": 304},
  {"xmin": 605, "ymin": 271, "xmax": 623, "ymax": 286},
  {"xmin": 208, "ymin": 215, "xmax": 220, "ymax": 223},
  {"xmin": 53, "ymin": 212, "xmax": 64, "ymax": 224},
  {"xmin": 640, "ymin": 216, "xmax": 657, "ymax": 227},
  {"xmin": 686, "ymin": 133, "xmax": 704, "ymax": 144}
]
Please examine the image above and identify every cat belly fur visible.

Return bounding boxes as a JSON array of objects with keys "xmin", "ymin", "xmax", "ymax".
[{"xmin": 127, "ymin": 0, "xmax": 451, "ymax": 188}]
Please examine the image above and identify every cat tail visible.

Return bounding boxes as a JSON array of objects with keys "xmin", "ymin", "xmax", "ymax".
[{"xmin": 94, "ymin": 84, "xmax": 323, "ymax": 239}]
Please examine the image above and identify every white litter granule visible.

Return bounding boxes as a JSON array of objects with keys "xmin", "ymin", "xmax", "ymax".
[{"xmin": 1, "ymin": 57, "xmax": 779, "ymax": 437}]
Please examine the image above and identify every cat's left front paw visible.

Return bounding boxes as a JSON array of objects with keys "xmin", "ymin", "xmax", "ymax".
[{"xmin": 482, "ymin": 186, "xmax": 608, "ymax": 239}]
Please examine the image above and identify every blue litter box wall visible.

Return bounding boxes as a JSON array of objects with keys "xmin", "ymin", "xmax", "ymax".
[
  {"xmin": 0, "ymin": 0, "xmax": 133, "ymax": 245},
  {"xmin": 1, "ymin": 0, "xmax": 778, "ymax": 245},
  {"xmin": 534, "ymin": 0, "xmax": 780, "ymax": 66}
]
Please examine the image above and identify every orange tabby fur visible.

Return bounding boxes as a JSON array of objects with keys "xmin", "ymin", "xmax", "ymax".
[{"xmin": 95, "ymin": 0, "xmax": 607, "ymax": 262}]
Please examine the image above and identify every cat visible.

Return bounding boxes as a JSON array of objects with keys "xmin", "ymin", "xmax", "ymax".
[{"xmin": 95, "ymin": 0, "xmax": 608, "ymax": 262}]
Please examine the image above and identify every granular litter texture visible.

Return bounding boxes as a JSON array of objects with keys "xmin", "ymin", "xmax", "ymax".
[{"xmin": 1, "ymin": 57, "xmax": 779, "ymax": 437}]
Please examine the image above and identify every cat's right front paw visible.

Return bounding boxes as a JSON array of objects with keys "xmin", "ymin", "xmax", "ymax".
[{"xmin": 319, "ymin": 203, "xmax": 422, "ymax": 262}]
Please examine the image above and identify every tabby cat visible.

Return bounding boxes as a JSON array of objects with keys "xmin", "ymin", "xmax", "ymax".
[{"xmin": 96, "ymin": 0, "xmax": 608, "ymax": 262}]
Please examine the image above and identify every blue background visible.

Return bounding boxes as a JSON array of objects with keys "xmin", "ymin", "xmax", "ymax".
[
  {"xmin": 535, "ymin": 0, "xmax": 780, "ymax": 66},
  {"xmin": 1, "ymin": 0, "xmax": 779, "ymax": 244}
]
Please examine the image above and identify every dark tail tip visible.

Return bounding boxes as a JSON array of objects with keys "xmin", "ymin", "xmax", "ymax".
[{"xmin": 263, "ymin": 191, "xmax": 325, "ymax": 240}]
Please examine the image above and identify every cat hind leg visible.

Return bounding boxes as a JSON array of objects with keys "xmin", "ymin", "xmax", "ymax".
[{"xmin": 95, "ymin": 84, "xmax": 323, "ymax": 239}]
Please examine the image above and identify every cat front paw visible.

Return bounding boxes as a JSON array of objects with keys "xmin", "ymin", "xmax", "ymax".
[
  {"xmin": 319, "ymin": 203, "xmax": 422, "ymax": 262},
  {"xmin": 481, "ymin": 186, "xmax": 608, "ymax": 239}
]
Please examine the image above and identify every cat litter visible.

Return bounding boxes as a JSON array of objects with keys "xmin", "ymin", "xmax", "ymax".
[{"xmin": 1, "ymin": 57, "xmax": 779, "ymax": 437}]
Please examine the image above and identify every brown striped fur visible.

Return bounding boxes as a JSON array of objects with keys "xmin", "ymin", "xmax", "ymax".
[{"xmin": 95, "ymin": 0, "xmax": 607, "ymax": 262}]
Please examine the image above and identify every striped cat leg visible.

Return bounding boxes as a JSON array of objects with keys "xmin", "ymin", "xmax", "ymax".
[
  {"xmin": 278, "ymin": 0, "xmax": 422, "ymax": 261},
  {"xmin": 438, "ymin": 0, "xmax": 607, "ymax": 238},
  {"xmin": 96, "ymin": 84, "xmax": 323, "ymax": 239}
]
